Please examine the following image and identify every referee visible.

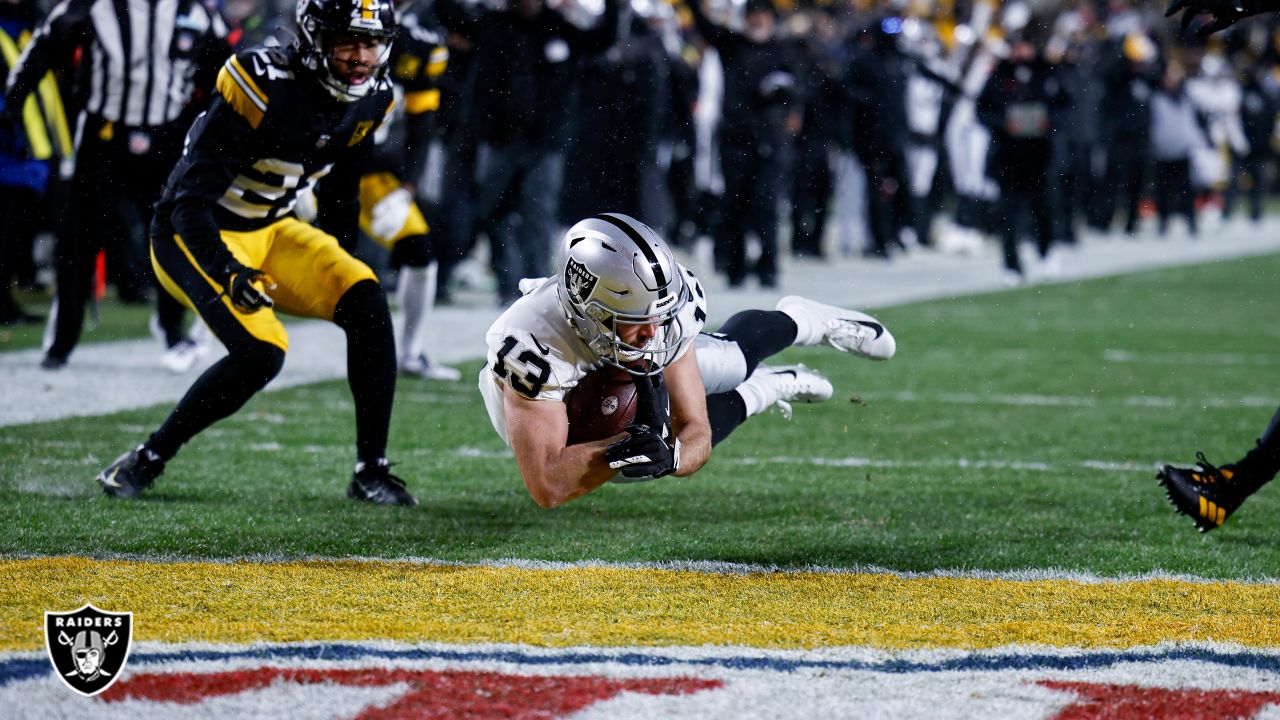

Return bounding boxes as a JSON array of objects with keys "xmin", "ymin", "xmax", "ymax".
[{"xmin": 1, "ymin": 0, "xmax": 228, "ymax": 371}]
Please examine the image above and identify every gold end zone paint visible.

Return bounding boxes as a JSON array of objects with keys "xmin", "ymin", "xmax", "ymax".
[{"xmin": 5, "ymin": 557, "xmax": 1279, "ymax": 651}]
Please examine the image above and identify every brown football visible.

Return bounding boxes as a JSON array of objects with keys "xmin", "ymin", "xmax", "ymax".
[{"xmin": 565, "ymin": 366, "xmax": 638, "ymax": 445}]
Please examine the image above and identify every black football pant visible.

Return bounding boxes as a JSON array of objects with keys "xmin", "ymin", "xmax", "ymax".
[
  {"xmin": 997, "ymin": 180, "xmax": 1053, "ymax": 274},
  {"xmin": 0, "ymin": 185, "xmax": 40, "ymax": 320},
  {"xmin": 790, "ymin": 134, "xmax": 832, "ymax": 258},
  {"xmin": 718, "ymin": 140, "xmax": 782, "ymax": 286},
  {"xmin": 146, "ymin": 279, "xmax": 396, "ymax": 465},
  {"xmin": 703, "ymin": 309, "xmax": 798, "ymax": 446},
  {"xmin": 1152, "ymin": 159, "xmax": 1196, "ymax": 235},
  {"xmin": 46, "ymin": 118, "xmax": 186, "ymax": 361}
]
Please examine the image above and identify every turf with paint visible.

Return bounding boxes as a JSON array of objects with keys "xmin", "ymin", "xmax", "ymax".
[{"xmin": 1, "ymin": 254, "xmax": 1279, "ymax": 577}]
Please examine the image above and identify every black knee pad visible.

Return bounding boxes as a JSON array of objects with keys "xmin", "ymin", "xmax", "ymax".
[{"xmin": 389, "ymin": 234, "xmax": 433, "ymax": 268}]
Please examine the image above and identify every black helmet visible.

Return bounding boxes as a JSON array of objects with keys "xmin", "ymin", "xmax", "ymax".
[{"xmin": 295, "ymin": 0, "xmax": 398, "ymax": 102}]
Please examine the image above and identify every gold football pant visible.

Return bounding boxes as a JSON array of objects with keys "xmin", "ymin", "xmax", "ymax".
[
  {"xmin": 151, "ymin": 217, "xmax": 378, "ymax": 352},
  {"xmin": 359, "ymin": 171, "xmax": 429, "ymax": 250}
]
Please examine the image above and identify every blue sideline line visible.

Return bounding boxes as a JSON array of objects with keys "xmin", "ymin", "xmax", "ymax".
[{"xmin": 4, "ymin": 644, "xmax": 1280, "ymax": 687}]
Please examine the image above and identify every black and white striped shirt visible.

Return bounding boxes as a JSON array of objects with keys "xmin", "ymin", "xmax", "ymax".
[{"xmin": 3, "ymin": 0, "xmax": 228, "ymax": 129}]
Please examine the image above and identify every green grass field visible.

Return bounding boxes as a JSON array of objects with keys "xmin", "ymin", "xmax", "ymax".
[
  {"xmin": 0, "ymin": 289, "xmax": 156, "ymax": 352},
  {"xmin": 2, "ymin": 254, "xmax": 1278, "ymax": 579}
]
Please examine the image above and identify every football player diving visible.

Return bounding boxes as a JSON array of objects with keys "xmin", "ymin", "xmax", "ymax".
[
  {"xmin": 96, "ymin": 0, "xmax": 419, "ymax": 506},
  {"xmin": 480, "ymin": 213, "xmax": 898, "ymax": 508}
]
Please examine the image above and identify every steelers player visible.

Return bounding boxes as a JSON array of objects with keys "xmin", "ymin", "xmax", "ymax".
[
  {"xmin": 95, "ymin": 0, "xmax": 418, "ymax": 506},
  {"xmin": 355, "ymin": 0, "xmax": 460, "ymax": 381}
]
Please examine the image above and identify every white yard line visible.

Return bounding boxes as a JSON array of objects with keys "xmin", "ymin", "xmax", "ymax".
[
  {"xmin": 3, "ymin": 220, "xmax": 1280, "ymax": 427},
  {"xmin": 4, "ymin": 550, "xmax": 1278, "ymax": 584}
]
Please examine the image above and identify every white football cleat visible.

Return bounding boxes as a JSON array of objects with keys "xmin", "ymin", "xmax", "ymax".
[
  {"xmin": 160, "ymin": 339, "xmax": 210, "ymax": 374},
  {"xmin": 742, "ymin": 363, "xmax": 833, "ymax": 420},
  {"xmin": 775, "ymin": 295, "xmax": 896, "ymax": 361},
  {"xmin": 400, "ymin": 354, "xmax": 462, "ymax": 381}
]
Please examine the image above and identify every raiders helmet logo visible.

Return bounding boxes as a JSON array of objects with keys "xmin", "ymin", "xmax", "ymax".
[
  {"xmin": 565, "ymin": 258, "xmax": 598, "ymax": 305},
  {"xmin": 45, "ymin": 604, "xmax": 133, "ymax": 697}
]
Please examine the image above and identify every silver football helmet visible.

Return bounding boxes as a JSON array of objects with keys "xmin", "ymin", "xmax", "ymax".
[{"xmin": 557, "ymin": 213, "xmax": 689, "ymax": 376}]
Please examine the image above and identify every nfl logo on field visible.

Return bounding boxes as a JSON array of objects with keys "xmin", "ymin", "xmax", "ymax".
[{"xmin": 44, "ymin": 604, "xmax": 133, "ymax": 697}]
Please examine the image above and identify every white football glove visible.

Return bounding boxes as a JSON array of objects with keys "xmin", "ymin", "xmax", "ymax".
[{"xmin": 370, "ymin": 188, "xmax": 413, "ymax": 242}]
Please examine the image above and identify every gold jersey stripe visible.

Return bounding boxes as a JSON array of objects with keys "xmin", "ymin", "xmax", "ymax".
[
  {"xmin": 217, "ymin": 57, "xmax": 268, "ymax": 128},
  {"xmin": 404, "ymin": 89, "xmax": 440, "ymax": 114},
  {"xmin": 4, "ymin": 558, "xmax": 1280, "ymax": 652}
]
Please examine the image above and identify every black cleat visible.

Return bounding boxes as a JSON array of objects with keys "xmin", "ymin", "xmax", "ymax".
[
  {"xmin": 1157, "ymin": 451, "xmax": 1255, "ymax": 533},
  {"xmin": 348, "ymin": 459, "xmax": 418, "ymax": 507},
  {"xmin": 97, "ymin": 445, "xmax": 165, "ymax": 498}
]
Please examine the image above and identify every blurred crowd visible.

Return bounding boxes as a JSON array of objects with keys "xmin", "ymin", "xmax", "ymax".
[{"xmin": 3, "ymin": 0, "xmax": 1279, "ymax": 341}]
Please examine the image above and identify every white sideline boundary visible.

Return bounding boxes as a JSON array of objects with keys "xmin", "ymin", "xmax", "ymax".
[
  {"xmin": 5, "ymin": 552, "xmax": 1278, "ymax": 585},
  {"xmin": 3, "ymin": 220, "xmax": 1280, "ymax": 427}
]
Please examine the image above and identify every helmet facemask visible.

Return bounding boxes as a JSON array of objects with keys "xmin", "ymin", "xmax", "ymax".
[
  {"xmin": 296, "ymin": 0, "xmax": 398, "ymax": 102},
  {"xmin": 574, "ymin": 292, "xmax": 689, "ymax": 376}
]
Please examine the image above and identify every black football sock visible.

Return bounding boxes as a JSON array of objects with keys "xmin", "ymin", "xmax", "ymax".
[
  {"xmin": 715, "ymin": 310, "xmax": 799, "ymax": 377},
  {"xmin": 147, "ymin": 341, "xmax": 285, "ymax": 460},
  {"xmin": 333, "ymin": 280, "xmax": 397, "ymax": 464},
  {"xmin": 1236, "ymin": 405, "xmax": 1280, "ymax": 490},
  {"xmin": 706, "ymin": 391, "xmax": 748, "ymax": 446}
]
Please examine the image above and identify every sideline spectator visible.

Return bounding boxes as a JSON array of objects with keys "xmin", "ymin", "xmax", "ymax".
[{"xmin": 1, "ymin": 0, "xmax": 228, "ymax": 370}]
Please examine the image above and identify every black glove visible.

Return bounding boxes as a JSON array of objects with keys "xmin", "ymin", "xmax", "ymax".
[
  {"xmin": 606, "ymin": 424, "xmax": 680, "ymax": 479},
  {"xmin": 1166, "ymin": 0, "xmax": 1265, "ymax": 35},
  {"xmin": 632, "ymin": 371, "xmax": 672, "ymax": 439},
  {"xmin": 226, "ymin": 265, "xmax": 275, "ymax": 313}
]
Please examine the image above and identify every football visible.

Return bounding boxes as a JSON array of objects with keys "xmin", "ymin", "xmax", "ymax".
[{"xmin": 565, "ymin": 366, "xmax": 638, "ymax": 445}]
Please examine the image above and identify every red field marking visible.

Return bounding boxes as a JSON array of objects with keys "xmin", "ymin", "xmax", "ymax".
[
  {"xmin": 100, "ymin": 667, "xmax": 723, "ymax": 719},
  {"xmin": 1039, "ymin": 681, "xmax": 1280, "ymax": 720}
]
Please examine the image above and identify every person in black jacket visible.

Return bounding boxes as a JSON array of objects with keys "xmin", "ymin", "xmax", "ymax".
[
  {"xmin": 844, "ymin": 19, "xmax": 913, "ymax": 260},
  {"xmin": 686, "ymin": 0, "xmax": 798, "ymax": 288},
  {"xmin": 1, "ymin": 0, "xmax": 229, "ymax": 371},
  {"xmin": 1224, "ymin": 65, "xmax": 1277, "ymax": 223},
  {"xmin": 436, "ymin": 0, "xmax": 620, "ymax": 305},
  {"xmin": 977, "ymin": 35, "xmax": 1068, "ymax": 282}
]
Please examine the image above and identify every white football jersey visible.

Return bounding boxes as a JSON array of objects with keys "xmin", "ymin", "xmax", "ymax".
[{"xmin": 479, "ymin": 265, "xmax": 708, "ymax": 445}]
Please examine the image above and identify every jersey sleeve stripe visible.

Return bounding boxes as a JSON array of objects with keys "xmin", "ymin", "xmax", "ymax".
[
  {"xmin": 216, "ymin": 59, "xmax": 267, "ymax": 128},
  {"xmin": 228, "ymin": 55, "xmax": 269, "ymax": 109},
  {"xmin": 403, "ymin": 88, "xmax": 439, "ymax": 114},
  {"xmin": 427, "ymin": 48, "xmax": 448, "ymax": 77}
]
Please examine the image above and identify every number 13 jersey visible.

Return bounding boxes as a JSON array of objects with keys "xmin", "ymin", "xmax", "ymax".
[{"xmin": 479, "ymin": 269, "xmax": 707, "ymax": 446}]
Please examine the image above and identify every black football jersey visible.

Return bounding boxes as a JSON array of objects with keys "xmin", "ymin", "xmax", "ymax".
[{"xmin": 155, "ymin": 44, "xmax": 396, "ymax": 236}]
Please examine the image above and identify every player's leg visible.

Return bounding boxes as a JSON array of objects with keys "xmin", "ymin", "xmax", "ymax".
[
  {"xmin": 1158, "ymin": 405, "xmax": 1280, "ymax": 532},
  {"xmin": 774, "ymin": 296, "xmax": 896, "ymax": 360},
  {"xmin": 392, "ymin": 243, "xmax": 459, "ymax": 381},
  {"xmin": 98, "ymin": 226, "xmax": 287, "ymax": 498},
  {"xmin": 266, "ymin": 218, "xmax": 416, "ymax": 506},
  {"xmin": 696, "ymin": 333, "xmax": 833, "ymax": 446},
  {"xmin": 360, "ymin": 172, "xmax": 460, "ymax": 381}
]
